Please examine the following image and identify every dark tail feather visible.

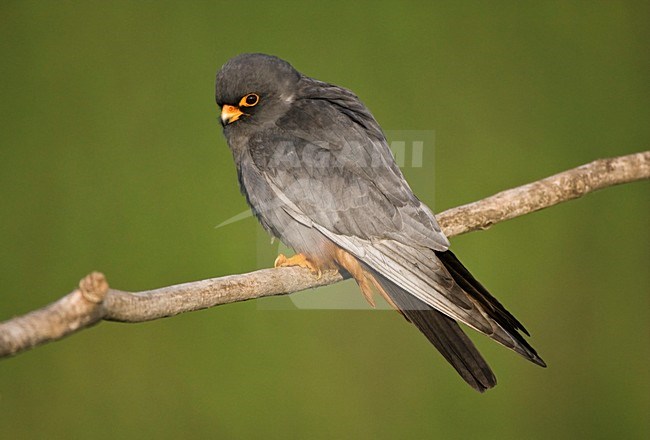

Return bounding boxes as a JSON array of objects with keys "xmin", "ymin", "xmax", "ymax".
[
  {"xmin": 373, "ymin": 272, "xmax": 497, "ymax": 392},
  {"xmin": 436, "ymin": 250, "xmax": 546, "ymax": 367},
  {"xmin": 436, "ymin": 250, "xmax": 529, "ymax": 335}
]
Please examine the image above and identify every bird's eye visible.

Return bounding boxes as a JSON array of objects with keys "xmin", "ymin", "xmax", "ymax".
[{"xmin": 239, "ymin": 93, "xmax": 260, "ymax": 107}]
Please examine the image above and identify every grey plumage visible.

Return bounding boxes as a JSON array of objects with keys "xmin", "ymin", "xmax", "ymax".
[{"xmin": 216, "ymin": 53, "xmax": 545, "ymax": 391}]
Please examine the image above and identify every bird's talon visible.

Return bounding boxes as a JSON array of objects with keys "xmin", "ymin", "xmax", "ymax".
[
  {"xmin": 274, "ymin": 254, "xmax": 288, "ymax": 268},
  {"xmin": 274, "ymin": 253, "xmax": 321, "ymax": 277}
]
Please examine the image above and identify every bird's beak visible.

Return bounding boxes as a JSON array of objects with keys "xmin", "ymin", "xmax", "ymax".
[{"xmin": 220, "ymin": 104, "xmax": 244, "ymax": 126}]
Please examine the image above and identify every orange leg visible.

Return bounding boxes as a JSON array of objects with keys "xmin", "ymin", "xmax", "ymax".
[
  {"xmin": 334, "ymin": 247, "xmax": 376, "ymax": 307},
  {"xmin": 274, "ymin": 253, "xmax": 322, "ymax": 279},
  {"xmin": 367, "ymin": 274, "xmax": 401, "ymax": 312},
  {"xmin": 332, "ymin": 247, "xmax": 401, "ymax": 313}
]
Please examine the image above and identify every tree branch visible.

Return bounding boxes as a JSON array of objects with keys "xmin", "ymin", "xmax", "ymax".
[
  {"xmin": 438, "ymin": 151, "xmax": 649, "ymax": 236},
  {"xmin": 1, "ymin": 151, "xmax": 648, "ymax": 358}
]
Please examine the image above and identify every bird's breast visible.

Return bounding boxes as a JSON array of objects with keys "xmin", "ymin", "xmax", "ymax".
[{"xmin": 236, "ymin": 149, "xmax": 336, "ymax": 267}]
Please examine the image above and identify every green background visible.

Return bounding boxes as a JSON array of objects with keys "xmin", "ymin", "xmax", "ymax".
[{"xmin": 1, "ymin": 1, "xmax": 648, "ymax": 439}]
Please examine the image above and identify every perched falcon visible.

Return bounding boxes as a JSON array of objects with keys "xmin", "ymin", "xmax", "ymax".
[{"xmin": 215, "ymin": 53, "xmax": 545, "ymax": 392}]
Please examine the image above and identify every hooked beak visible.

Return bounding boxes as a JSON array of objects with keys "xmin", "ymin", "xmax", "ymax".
[{"xmin": 220, "ymin": 104, "xmax": 244, "ymax": 126}]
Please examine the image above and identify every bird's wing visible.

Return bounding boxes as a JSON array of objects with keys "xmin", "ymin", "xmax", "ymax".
[
  {"xmin": 249, "ymin": 87, "xmax": 542, "ymax": 362},
  {"xmin": 248, "ymin": 82, "xmax": 449, "ymax": 252}
]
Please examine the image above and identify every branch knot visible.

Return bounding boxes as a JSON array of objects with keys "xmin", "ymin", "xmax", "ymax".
[{"xmin": 78, "ymin": 272, "xmax": 109, "ymax": 304}]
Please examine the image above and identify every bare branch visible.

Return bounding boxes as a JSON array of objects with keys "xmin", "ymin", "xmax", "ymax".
[
  {"xmin": 439, "ymin": 151, "xmax": 650, "ymax": 236},
  {"xmin": 1, "ymin": 151, "xmax": 648, "ymax": 358}
]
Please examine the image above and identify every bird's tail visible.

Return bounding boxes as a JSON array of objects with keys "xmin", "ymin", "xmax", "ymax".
[
  {"xmin": 434, "ymin": 250, "xmax": 546, "ymax": 368},
  {"xmin": 333, "ymin": 246, "xmax": 544, "ymax": 391},
  {"xmin": 372, "ymin": 270, "xmax": 497, "ymax": 392},
  {"xmin": 368, "ymin": 250, "xmax": 545, "ymax": 392}
]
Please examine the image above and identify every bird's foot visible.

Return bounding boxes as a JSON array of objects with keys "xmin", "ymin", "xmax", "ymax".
[{"xmin": 274, "ymin": 253, "xmax": 322, "ymax": 279}]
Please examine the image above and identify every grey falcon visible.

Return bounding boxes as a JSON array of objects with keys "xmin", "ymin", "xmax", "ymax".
[{"xmin": 215, "ymin": 53, "xmax": 545, "ymax": 392}]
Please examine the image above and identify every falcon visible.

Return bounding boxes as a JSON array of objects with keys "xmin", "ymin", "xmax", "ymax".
[{"xmin": 215, "ymin": 53, "xmax": 545, "ymax": 391}]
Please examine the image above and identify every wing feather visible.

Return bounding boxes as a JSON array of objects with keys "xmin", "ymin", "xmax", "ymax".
[{"xmin": 249, "ymin": 82, "xmax": 543, "ymax": 365}]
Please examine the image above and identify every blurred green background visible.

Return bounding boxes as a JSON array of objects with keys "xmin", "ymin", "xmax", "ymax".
[{"xmin": 1, "ymin": 1, "xmax": 649, "ymax": 439}]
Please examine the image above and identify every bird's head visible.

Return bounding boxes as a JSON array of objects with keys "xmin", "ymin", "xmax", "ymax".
[{"xmin": 215, "ymin": 53, "xmax": 301, "ymax": 128}]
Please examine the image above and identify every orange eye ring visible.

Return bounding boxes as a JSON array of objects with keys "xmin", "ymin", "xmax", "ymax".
[{"xmin": 239, "ymin": 93, "xmax": 259, "ymax": 107}]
